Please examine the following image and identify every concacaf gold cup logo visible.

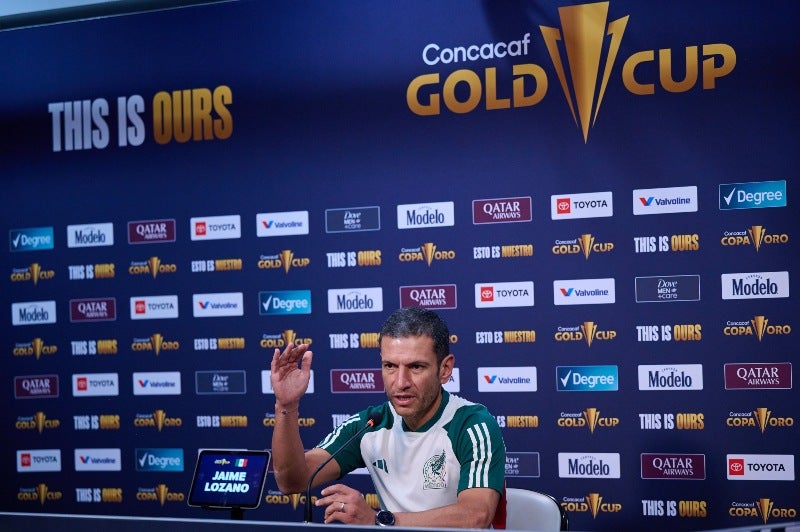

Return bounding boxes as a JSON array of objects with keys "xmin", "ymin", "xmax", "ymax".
[
  {"xmin": 260, "ymin": 330, "xmax": 313, "ymax": 349},
  {"xmin": 136, "ymin": 484, "xmax": 184, "ymax": 506},
  {"xmin": 399, "ymin": 242, "xmax": 456, "ymax": 266},
  {"xmin": 131, "ymin": 333, "xmax": 180, "ymax": 355},
  {"xmin": 257, "ymin": 249, "xmax": 311, "ymax": 273},
  {"xmin": 555, "ymin": 321, "xmax": 616, "ymax": 346},
  {"xmin": 128, "ymin": 256, "xmax": 177, "ymax": 278},
  {"xmin": 557, "ymin": 408, "xmax": 619, "ymax": 433},
  {"xmin": 561, "ymin": 493, "xmax": 622, "ymax": 518},
  {"xmin": 13, "ymin": 337, "xmax": 58, "ymax": 359},
  {"xmin": 723, "ymin": 315, "xmax": 791, "ymax": 341},
  {"xmin": 729, "ymin": 498, "xmax": 798, "ymax": 524},
  {"xmin": 16, "ymin": 411, "xmax": 61, "ymax": 433},
  {"xmin": 720, "ymin": 225, "xmax": 789, "ymax": 252},
  {"xmin": 18, "ymin": 484, "xmax": 63, "ymax": 505},
  {"xmin": 133, "ymin": 409, "xmax": 182, "ymax": 431},
  {"xmin": 407, "ymin": 1, "xmax": 735, "ymax": 142},
  {"xmin": 726, "ymin": 407, "xmax": 794, "ymax": 433},
  {"xmin": 552, "ymin": 234, "xmax": 614, "ymax": 259},
  {"xmin": 10, "ymin": 263, "xmax": 55, "ymax": 285}
]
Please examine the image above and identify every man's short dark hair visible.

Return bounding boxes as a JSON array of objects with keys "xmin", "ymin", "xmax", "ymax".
[{"xmin": 378, "ymin": 306, "xmax": 450, "ymax": 364}]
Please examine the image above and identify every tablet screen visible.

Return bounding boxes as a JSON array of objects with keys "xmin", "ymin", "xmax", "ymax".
[{"xmin": 187, "ymin": 449, "xmax": 271, "ymax": 509}]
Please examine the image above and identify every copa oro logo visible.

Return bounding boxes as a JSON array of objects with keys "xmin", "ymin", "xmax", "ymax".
[
  {"xmin": 17, "ymin": 484, "xmax": 63, "ymax": 505},
  {"xmin": 398, "ymin": 242, "xmax": 456, "ymax": 266},
  {"xmin": 13, "ymin": 338, "xmax": 58, "ymax": 359},
  {"xmin": 16, "ymin": 411, "xmax": 61, "ymax": 433},
  {"xmin": 131, "ymin": 334, "xmax": 180, "ymax": 355},
  {"xmin": 407, "ymin": 1, "xmax": 735, "ymax": 142},
  {"xmin": 257, "ymin": 250, "xmax": 311, "ymax": 273},
  {"xmin": 729, "ymin": 498, "xmax": 798, "ymax": 524},
  {"xmin": 561, "ymin": 493, "xmax": 622, "ymax": 518},
  {"xmin": 552, "ymin": 234, "xmax": 614, "ymax": 259},
  {"xmin": 555, "ymin": 322, "xmax": 616, "ymax": 346},
  {"xmin": 727, "ymin": 407, "xmax": 794, "ymax": 433},
  {"xmin": 137, "ymin": 484, "xmax": 185, "ymax": 506},
  {"xmin": 10, "ymin": 263, "xmax": 56, "ymax": 285},
  {"xmin": 558, "ymin": 408, "xmax": 619, "ymax": 433},
  {"xmin": 720, "ymin": 226, "xmax": 789, "ymax": 251},
  {"xmin": 723, "ymin": 315, "xmax": 791, "ymax": 341},
  {"xmin": 133, "ymin": 409, "xmax": 182, "ymax": 431},
  {"xmin": 259, "ymin": 330, "xmax": 314, "ymax": 349},
  {"xmin": 128, "ymin": 256, "xmax": 177, "ymax": 278}
]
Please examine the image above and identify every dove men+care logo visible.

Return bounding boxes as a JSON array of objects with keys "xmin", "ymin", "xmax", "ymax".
[{"xmin": 719, "ymin": 180, "xmax": 786, "ymax": 210}]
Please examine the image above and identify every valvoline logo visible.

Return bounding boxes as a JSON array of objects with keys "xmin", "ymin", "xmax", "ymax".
[{"xmin": 484, "ymin": 375, "xmax": 497, "ymax": 383}]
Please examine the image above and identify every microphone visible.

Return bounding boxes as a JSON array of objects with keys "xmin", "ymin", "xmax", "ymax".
[{"xmin": 303, "ymin": 411, "xmax": 383, "ymax": 523}]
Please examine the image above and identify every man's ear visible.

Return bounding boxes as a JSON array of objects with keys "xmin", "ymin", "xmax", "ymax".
[{"xmin": 439, "ymin": 353, "xmax": 455, "ymax": 383}]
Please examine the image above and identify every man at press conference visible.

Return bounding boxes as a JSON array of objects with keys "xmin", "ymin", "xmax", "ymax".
[{"xmin": 270, "ymin": 306, "xmax": 507, "ymax": 528}]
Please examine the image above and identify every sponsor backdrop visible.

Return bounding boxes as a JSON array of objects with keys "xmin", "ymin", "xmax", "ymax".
[{"xmin": 1, "ymin": 1, "xmax": 797, "ymax": 530}]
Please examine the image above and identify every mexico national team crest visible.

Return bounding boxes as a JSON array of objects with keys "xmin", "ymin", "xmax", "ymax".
[{"xmin": 423, "ymin": 449, "xmax": 448, "ymax": 489}]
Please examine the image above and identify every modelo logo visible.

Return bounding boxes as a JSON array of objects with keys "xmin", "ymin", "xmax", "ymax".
[
  {"xmin": 11, "ymin": 301, "xmax": 57, "ymax": 326},
  {"xmin": 721, "ymin": 271, "xmax": 789, "ymax": 300},
  {"xmin": 127, "ymin": 219, "xmax": 176, "ymax": 244},
  {"xmin": 9, "ymin": 227, "xmax": 54, "ymax": 252},
  {"xmin": 259, "ymin": 290, "xmax": 311, "ymax": 315},
  {"xmin": 558, "ymin": 453, "xmax": 620, "ymax": 478},
  {"xmin": 638, "ymin": 364, "xmax": 703, "ymax": 391},
  {"xmin": 327, "ymin": 288, "xmax": 383, "ymax": 313},
  {"xmin": 67, "ymin": 223, "xmax": 114, "ymax": 248},
  {"xmin": 397, "ymin": 202, "xmax": 454, "ymax": 229}
]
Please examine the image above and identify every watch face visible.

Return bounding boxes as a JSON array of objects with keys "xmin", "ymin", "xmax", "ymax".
[{"xmin": 376, "ymin": 510, "xmax": 395, "ymax": 526}]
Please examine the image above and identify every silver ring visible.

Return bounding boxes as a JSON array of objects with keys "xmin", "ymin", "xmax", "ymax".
[{"xmin": 340, "ymin": 502, "xmax": 345, "ymax": 512}]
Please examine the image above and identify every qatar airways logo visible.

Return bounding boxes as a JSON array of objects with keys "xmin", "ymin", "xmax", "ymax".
[
  {"xmin": 331, "ymin": 369, "xmax": 384, "ymax": 393},
  {"xmin": 70, "ymin": 298, "xmax": 116, "ymax": 322},
  {"xmin": 475, "ymin": 281, "xmax": 534, "ymax": 308},
  {"xmin": 190, "ymin": 215, "xmax": 241, "ymax": 241},
  {"xmin": 551, "ymin": 192, "xmax": 613, "ymax": 220},
  {"xmin": 724, "ymin": 363, "xmax": 792, "ymax": 390},
  {"xmin": 472, "ymin": 197, "xmax": 532, "ymax": 224},
  {"xmin": 130, "ymin": 295, "xmax": 179, "ymax": 320},
  {"xmin": 127, "ymin": 219, "xmax": 175, "ymax": 244},
  {"xmin": 633, "ymin": 186, "xmax": 698, "ymax": 215},
  {"xmin": 400, "ymin": 284, "xmax": 457, "ymax": 309},
  {"xmin": 641, "ymin": 453, "xmax": 705, "ymax": 480}
]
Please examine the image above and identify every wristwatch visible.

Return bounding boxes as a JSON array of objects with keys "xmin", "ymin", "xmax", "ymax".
[{"xmin": 376, "ymin": 509, "xmax": 395, "ymax": 526}]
